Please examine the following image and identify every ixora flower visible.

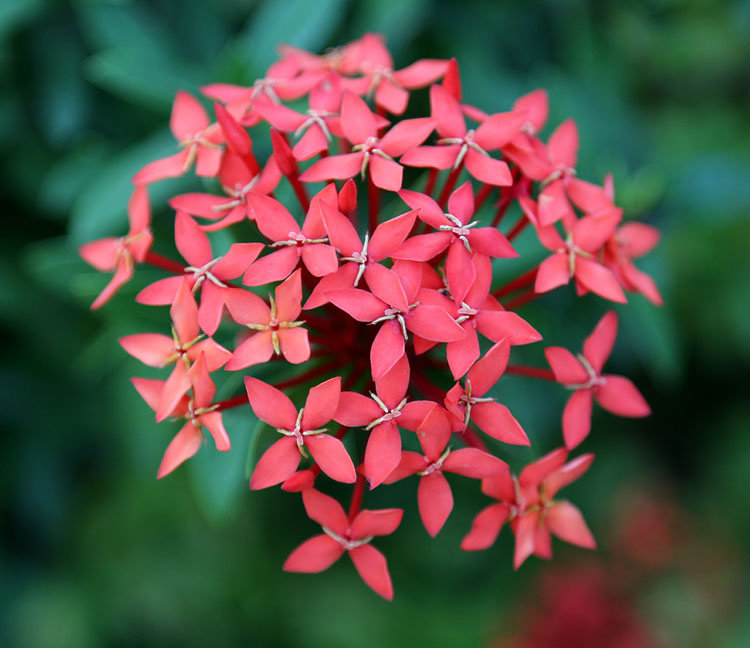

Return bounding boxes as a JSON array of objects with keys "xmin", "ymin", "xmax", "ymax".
[{"xmin": 79, "ymin": 33, "xmax": 661, "ymax": 599}]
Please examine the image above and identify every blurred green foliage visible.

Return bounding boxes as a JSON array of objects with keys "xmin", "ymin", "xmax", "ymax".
[{"xmin": 1, "ymin": 1, "xmax": 748, "ymax": 646}]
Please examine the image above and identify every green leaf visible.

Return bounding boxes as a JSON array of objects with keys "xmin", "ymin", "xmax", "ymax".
[
  {"xmin": 237, "ymin": 0, "xmax": 347, "ymax": 72},
  {"xmin": 69, "ymin": 130, "xmax": 191, "ymax": 245},
  {"xmin": 188, "ymin": 407, "xmax": 257, "ymax": 524}
]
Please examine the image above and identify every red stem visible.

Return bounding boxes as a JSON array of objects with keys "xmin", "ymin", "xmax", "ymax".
[
  {"xmin": 506, "ymin": 216, "xmax": 529, "ymax": 242},
  {"xmin": 143, "ymin": 251, "xmax": 185, "ymax": 274},
  {"xmin": 348, "ymin": 472, "xmax": 366, "ymax": 521},
  {"xmin": 437, "ymin": 161, "xmax": 464, "ymax": 208},
  {"xmin": 458, "ymin": 427, "xmax": 489, "ymax": 452},
  {"xmin": 424, "ymin": 168, "xmax": 439, "ymax": 197},
  {"xmin": 493, "ymin": 267, "xmax": 538, "ymax": 299},
  {"xmin": 505, "ymin": 364, "xmax": 555, "ymax": 381},
  {"xmin": 504, "ymin": 288, "xmax": 539, "ymax": 310},
  {"xmin": 474, "ymin": 183, "xmax": 494, "ymax": 212},
  {"xmin": 288, "ymin": 173, "xmax": 310, "ymax": 213}
]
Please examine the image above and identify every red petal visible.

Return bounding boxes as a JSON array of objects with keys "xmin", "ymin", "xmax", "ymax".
[
  {"xmin": 482, "ymin": 472, "xmax": 516, "ymax": 501},
  {"xmin": 415, "ymin": 404, "xmax": 452, "ymax": 461},
  {"xmin": 583, "ymin": 310, "xmax": 618, "ymax": 373},
  {"xmin": 278, "ymin": 327, "xmax": 309, "ymax": 364},
  {"xmin": 274, "ymin": 268, "xmax": 302, "ymax": 321},
  {"xmin": 474, "ymin": 111, "xmax": 527, "ymax": 150},
  {"xmin": 195, "ymin": 145, "xmax": 223, "ymax": 177},
  {"xmin": 566, "ymin": 178, "xmax": 613, "ymax": 213},
  {"xmin": 374, "ymin": 354, "xmax": 410, "ymax": 408},
  {"xmin": 170, "ymin": 90, "xmax": 209, "ymax": 141},
  {"xmin": 562, "ymin": 389, "xmax": 594, "ymax": 449},
  {"xmin": 418, "ymin": 471, "xmax": 453, "ymax": 537},
  {"xmin": 518, "ymin": 447, "xmax": 568, "ymax": 488},
  {"xmin": 364, "ymin": 422, "xmax": 402, "ymax": 488},
  {"xmin": 547, "ymin": 118, "xmax": 578, "ymax": 169},
  {"xmin": 327, "ymin": 288, "xmax": 387, "ymax": 322},
  {"xmin": 464, "ymin": 150, "xmax": 513, "ymax": 186},
  {"xmin": 170, "ymin": 279, "xmax": 200, "ymax": 343},
  {"xmin": 374, "ymin": 79, "xmax": 409, "ymax": 114},
  {"xmin": 545, "ymin": 346, "xmax": 589, "ymax": 384},
  {"xmin": 512, "ymin": 512, "xmax": 538, "ymax": 569},
  {"xmin": 157, "ymin": 422, "xmax": 202, "ymax": 479},
  {"xmin": 443, "ymin": 447, "xmax": 507, "ymax": 478},
  {"xmin": 156, "ymin": 360, "xmax": 192, "ymax": 422},
  {"xmin": 340, "ymin": 90, "xmax": 377, "ymax": 144},
  {"xmin": 544, "ymin": 453, "xmax": 595, "ymax": 498},
  {"xmin": 466, "ymin": 338, "xmax": 510, "ymax": 397},
  {"xmin": 619, "ymin": 222, "xmax": 661, "ymax": 257},
  {"xmin": 368, "ymin": 209, "xmax": 418, "ymax": 262},
  {"xmin": 131, "ymin": 377, "xmax": 166, "ymax": 413},
  {"xmin": 429, "ymin": 84, "xmax": 465, "ymax": 139},
  {"xmin": 400, "ymin": 144, "xmax": 458, "ymax": 170},
  {"xmin": 175, "ymin": 211, "xmax": 212, "ymax": 267},
  {"xmin": 300, "ymin": 243, "xmax": 338, "ymax": 277},
  {"xmin": 398, "ymin": 189, "xmax": 448, "ymax": 228},
  {"xmin": 405, "ymin": 304, "xmax": 465, "ymax": 342},
  {"xmin": 305, "ymin": 434, "xmax": 356, "ymax": 483},
  {"xmin": 299, "ymin": 152, "xmax": 363, "ymax": 183},
  {"xmin": 379, "ymin": 118, "xmax": 436, "ymax": 158},
  {"xmin": 292, "ymin": 124, "xmax": 330, "ymax": 161},
  {"xmin": 383, "ymin": 451, "xmax": 428, "ymax": 483},
  {"xmin": 595, "ymin": 375, "xmax": 651, "ymax": 417},
  {"xmin": 334, "ymin": 392, "xmax": 382, "ymax": 427},
  {"xmin": 348, "ymin": 544, "xmax": 393, "ymax": 600},
  {"xmin": 467, "ymin": 228, "xmax": 517, "ymax": 258},
  {"xmin": 534, "ymin": 252, "xmax": 570, "ymax": 293},
  {"xmin": 119, "ymin": 333, "xmax": 174, "ymax": 367},
  {"xmin": 369, "ymin": 155, "xmax": 403, "ymax": 192},
  {"xmin": 545, "ymin": 501, "xmax": 596, "ymax": 548},
  {"xmin": 390, "ymin": 232, "xmax": 451, "ymax": 262},
  {"xmin": 226, "ymin": 331, "xmax": 274, "ymax": 371},
  {"xmin": 132, "ymin": 149, "xmax": 190, "ymax": 184},
  {"xmin": 242, "ymin": 247, "xmax": 299, "ymax": 286},
  {"xmin": 244, "ymin": 377, "xmax": 297, "ymax": 429},
  {"xmin": 364, "ymin": 264, "xmax": 408, "ymax": 312},
  {"xmin": 350, "ymin": 508, "xmax": 403, "ymax": 538},
  {"xmin": 247, "ymin": 194, "xmax": 299, "ymax": 242},
  {"xmin": 370, "ymin": 320, "xmax": 406, "ymax": 381},
  {"xmin": 476, "ymin": 311, "xmax": 542, "ymax": 346},
  {"xmin": 302, "ymin": 488, "xmax": 348, "ymax": 535},
  {"xmin": 186, "ymin": 351, "xmax": 216, "ymax": 407},
  {"xmin": 250, "ymin": 436, "xmax": 300, "ymax": 490},
  {"xmin": 471, "ymin": 401, "xmax": 529, "ymax": 445},
  {"xmin": 513, "ymin": 89, "xmax": 548, "ymax": 133},
  {"xmin": 214, "ymin": 102, "xmax": 251, "ymax": 156},
  {"xmin": 447, "ymin": 326, "xmax": 479, "ymax": 380},
  {"xmin": 136, "ymin": 276, "xmax": 183, "ymax": 306},
  {"xmin": 302, "ymin": 377, "xmax": 341, "ymax": 430},
  {"xmin": 461, "ymin": 503, "xmax": 509, "ymax": 551},
  {"xmin": 575, "ymin": 258, "xmax": 627, "ymax": 303},
  {"xmin": 79, "ymin": 238, "xmax": 119, "ymax": 272},
  {"xmin": 200, "ymin": 412, "xmax": 230, "ymax": 451},
  {"xmin": 283, "ymin": 534, "xmax": 344, "ymax": 573},
  {"xmin": 320, "ymin": 199, "xmax": 362, "ymax": 256},
  {"xmin": 223, "ymin": 288, "xmax": 270, "ymax": 326},
  {"xmin": 213, "ymin": 243, "xmax": 264, "ymax": 279},
  {"xmin": 392, "ymin": 59, "xmax": 448, "ymax": 88},
  {"xmin": 573, "ymin": 210, "xmax": 621, "ymax": 253},
  {"xmin": 445, "ymin": 242, "xmax": 475, "ymax": 304}
]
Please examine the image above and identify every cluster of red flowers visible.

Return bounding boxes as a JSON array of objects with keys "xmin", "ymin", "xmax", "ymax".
[{"xmin": 80, "ymin": 34, "xmax": 660, "ymax": 600}]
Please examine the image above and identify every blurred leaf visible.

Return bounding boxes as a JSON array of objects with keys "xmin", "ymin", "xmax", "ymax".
[
  {"xmin": 189, "ymin": 407, "xmax": 257, "ymax": 523},
  {"xmin": 237, "ymin": 0, "xmax": 347, "ymax": 72},
  {"xmin": 0, "ymin": 0, "xmax": 43, "ymax": 43},
  {"xmin": 351, "ymin": 0, "xmax": 428, "ymax": 54},
  {"xmin": 69, "ymin": 130, "xmax": 190, "ymax": 245},
  {"xmin": 85, "ymin": 46, "xmax": 205, "ymax": 110}
]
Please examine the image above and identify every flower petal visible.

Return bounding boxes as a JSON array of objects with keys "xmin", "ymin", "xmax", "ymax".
[
  {"xmin": 283, "ymin": 534, "xmax": 344, "ymax": 573},
  {"xmin": 418, "ymin": 471, "xmax": 453, "ymax": 537}
]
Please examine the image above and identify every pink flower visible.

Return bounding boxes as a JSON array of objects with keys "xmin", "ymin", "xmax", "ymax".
[
  {"xmin": 462, "ymin": 448, "xmax": 596, "ymax": 568},
  {"xmin": 283, "ymin": 488, "xmax": 402, "ymax": 600},
  {"xmin": 245, "ymin": 376, "xmax": 355, "ymax": 489},
  {"xmin": 132, "ymin": 352, "xmax": 230, "ymax": 478},
  {"xmin": 79, "ymin": 185, "xmax": 153, "ymax": 309},
  {"xmin": 545, "ymin": 311, "xmax": 651, "ymax": 448}
]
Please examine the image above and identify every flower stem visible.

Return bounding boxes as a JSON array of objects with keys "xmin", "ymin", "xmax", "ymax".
[
  {"xmin": 424, "ymin": 168, "xmax": 439, "ymax": 197},
  {"xmin": 505, "ymin": 364, "xmax": 555, "ymax": 381},
  {"xmin": 143, "ymin": 251, "xmax": 184, "ymax": 274},
  {"xmin": 505, "ymin": 215, "xmax": 529, "ymax": 242},
  {"xmin": 437, "ymin": 160, "xmax": 465, "ymax": 209},
  {"xmin": 348, "ymin": 473, "xmax": 366, "ymax": 521},
  {"xmin": 504, "ymin": 287, "xmax": 539, "ymax": 310},
  {"xmin": 474, "ymin": 183, "xmax": 494, "ymax": 212},
  {"xmin": 493, "ymin": 267, "xmax": 538, "ymax": 299}
]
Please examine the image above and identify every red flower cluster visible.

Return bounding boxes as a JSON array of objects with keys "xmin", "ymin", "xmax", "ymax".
[{"xmin": 80, "ymin": 33, "xmax": 660, "ymax": 599}]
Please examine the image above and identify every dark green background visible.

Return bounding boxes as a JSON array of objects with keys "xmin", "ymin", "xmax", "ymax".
[{"xmin": 2, "ymin": 1, "xmax": 748, "ymax": 646}]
